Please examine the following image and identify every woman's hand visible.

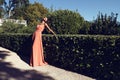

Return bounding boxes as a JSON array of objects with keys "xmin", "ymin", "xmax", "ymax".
[{"xmin": 54, "ymin": 33, "xmax": 58, "ymax": 40}]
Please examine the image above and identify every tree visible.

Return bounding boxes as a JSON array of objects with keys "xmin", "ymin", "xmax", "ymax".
[
  {"xmin": 89, "ymin": 12, "xmax": 119, "ymax": 35},
  {"xmin": 2, "ymin": 0, "xmax": 29, "ymax": 18},
  {"xmin": 3, "ymin": 0, "xmax": 16, "ymax": 18},
  {"xmin": 23, "ymin": 2, "xmax": 48, "ymax": 27},
  {"xmin": 11, "ymin": 0, "xmax": 29, "ymax": 19},
  {"xmin": 79, "ymin": 21, "xmax": 91, "ymax": 34},
  {"xmin": 0, "ymin": 0, "xmax": 5, "ymax": 18},
  {"xmin": 47, "ymin": 10, "xmax": 84, "ymax": 34}
]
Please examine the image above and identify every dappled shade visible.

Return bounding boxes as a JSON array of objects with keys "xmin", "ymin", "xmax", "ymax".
[{"xmin": 0, "ymin": 51, "xmax": 55, "ymax": 80}]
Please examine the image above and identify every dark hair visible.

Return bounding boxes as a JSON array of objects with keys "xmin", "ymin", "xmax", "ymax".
[
  {"xmin": 40, "ymin": 19, "xmax": 44, "ymax": 22},
  {"xmin": 41, "ymin": 19, "xmax": 48, "ymax": 23}
]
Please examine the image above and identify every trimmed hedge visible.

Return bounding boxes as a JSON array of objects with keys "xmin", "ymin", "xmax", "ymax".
[{"xmin": 0, "ymin": 33, "xmax": 120, "ymax": 80}]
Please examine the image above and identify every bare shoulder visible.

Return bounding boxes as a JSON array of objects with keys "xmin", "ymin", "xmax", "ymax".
[{"xmin": 37, "ymin": 24, "xmax": 40, "ymax": 28}]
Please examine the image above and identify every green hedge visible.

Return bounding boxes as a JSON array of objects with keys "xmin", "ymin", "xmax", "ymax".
[{"xmin": 0, "ymin": 33, "xmax": 120, "ymax": 80}]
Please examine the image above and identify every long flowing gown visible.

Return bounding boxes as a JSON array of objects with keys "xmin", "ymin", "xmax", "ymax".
[{"xmin": 30, "ymin": 24, "xmax": 47, "ymax": 67}]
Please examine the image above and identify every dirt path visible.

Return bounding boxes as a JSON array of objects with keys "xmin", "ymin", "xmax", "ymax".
[{"xmin": 0, "ymin": 47, "xmax": 95, "ymax": 80}]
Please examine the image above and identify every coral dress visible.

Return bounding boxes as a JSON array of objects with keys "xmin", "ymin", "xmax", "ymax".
[{"xmin": 30, "ymin": 24, "xmax": 47, "ymax": 67}]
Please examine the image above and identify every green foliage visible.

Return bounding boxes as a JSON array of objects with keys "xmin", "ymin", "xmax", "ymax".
[
  {"xmin": 0, "ymin": 33, "xmax": 32, "ymax": 56},
  {"xmin": 89, "ymin": 12, "xmax": 120, "ymax": 35},
  {"xmin": 0, "ymin": 33, "xmax": 120, "ymax": 80},
  {"xmin": 47, "ymin": 9, "xmax": 84, "ymax": 34},
  {"xmin": 11, "ymin": 7, "xmax": 26, "ymax": 19},
  {"xmin": 1, "ymin": 1, "xmax": 120, "ymax": 35},
  {"xmin": 0, "ymin": 0, "xmax": 4, "ymax": 18},
  {"xmin": 0, "ymin": 21, "xmax": 34, "ymax": 33},
  {"xmin": 11, "ymin": 0, "xmax": 29, "ymax": 19},
  {"xmin": 79, "ymin": 21, "xmax": 91, "ymax": 34},
  {"xmin": 24, "ymin": 2, "xmax": 48, "ymax": 27},
  {"xmin": 1, "ymin": 1, "xmax": 120, "ymax": 36},
  {"xmin": 0, "ymin": 8, "xmax": 3, "ymax": 18}
]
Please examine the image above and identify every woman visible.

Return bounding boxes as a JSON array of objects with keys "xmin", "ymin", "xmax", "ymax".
[{"xmin": 30, "ymin": 17, "xmax": 56, "ymax": 67}]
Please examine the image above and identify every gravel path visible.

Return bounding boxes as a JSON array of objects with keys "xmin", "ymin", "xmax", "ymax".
[{"xmin": 0, "ymin": 47, "xmax": 95, "ymax": 80}]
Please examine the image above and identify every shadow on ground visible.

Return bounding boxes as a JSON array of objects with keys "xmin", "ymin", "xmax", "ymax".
[{"xmin": 0, "ymin": 51, "xmax": 55, "ymax": 80}]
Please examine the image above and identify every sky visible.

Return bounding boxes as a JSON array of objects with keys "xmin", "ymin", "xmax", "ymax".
[{"xmin": 30, "ymin": 0, "xmax": 120, "ymax": 21}]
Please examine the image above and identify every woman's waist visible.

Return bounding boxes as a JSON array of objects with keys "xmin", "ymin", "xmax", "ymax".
[
  {"xmin": 35, "ymin": 30, "xmax": 44, "ymax": 33},
  {"xmin": 36, "ymin": 29, "xmax": 43, "ymax": 31}
]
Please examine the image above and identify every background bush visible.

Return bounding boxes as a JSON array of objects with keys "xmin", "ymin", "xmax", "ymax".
[
  {"xmin": 47, "ymin": 9, "xmax": 84, "ymax": 34},
  {"xmin": 0, "ymin": 21, "xmax": 34, "ymax": 33},
  {"xmin": 0, "ymin": 33, "xmax": 120, "ymax": 80},
  {"xmin": 1, "ymin": 11, "xmax": 120, "ymax": 36},
  {"xmin": 89, "ymin": 12, "xmax": 120, "ymax": 35},
  {"xmin": 1, "ymin": 0, "xmax": 120, "ymax": 35}
]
